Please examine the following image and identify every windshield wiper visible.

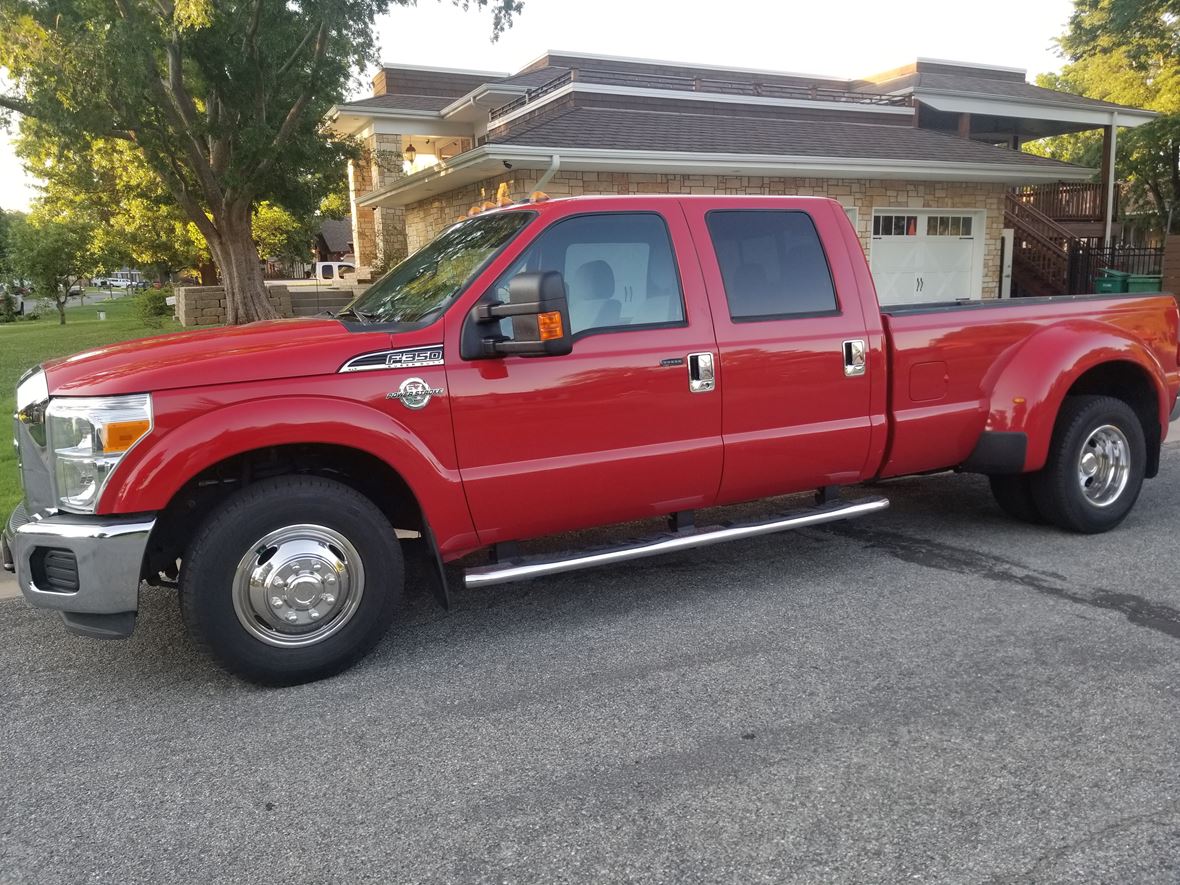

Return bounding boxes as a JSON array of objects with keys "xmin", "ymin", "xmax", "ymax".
[{"xmin": 335, "ymin": 306, "xmax": 372, "ymax": 325}]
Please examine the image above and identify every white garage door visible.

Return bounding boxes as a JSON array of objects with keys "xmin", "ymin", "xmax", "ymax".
[{"xmin": 869, "ymin": 210, "xmax": 984, "ymax": 306}]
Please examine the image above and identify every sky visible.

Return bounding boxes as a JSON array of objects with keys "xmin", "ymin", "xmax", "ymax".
[{"xmin": 0, "ymin": 0, "xmax": 1078, "ymax": 212}]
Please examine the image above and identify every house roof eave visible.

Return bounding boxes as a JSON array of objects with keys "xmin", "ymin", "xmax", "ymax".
[
  {"xmin": 357, "ymin": 144, "xmax": 1094, "ymax": 209},
  {"xmin": 912, "ymin": 88, "xmax": 1160, "ymax": 127}
]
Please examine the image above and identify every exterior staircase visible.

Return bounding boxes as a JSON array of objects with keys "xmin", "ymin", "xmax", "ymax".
[{"xmin": 1004, "ymin": 192, "xmax": 1079, "ymax": 297}]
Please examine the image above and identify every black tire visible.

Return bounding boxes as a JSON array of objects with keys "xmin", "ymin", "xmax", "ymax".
[
  {"xmin": 988, "ymin": 474, "xmax": 1047, "ymax": 524},
  {"xmin": 1031, "ymin": 394, "xmax": 1146, "ymax": 534},
  {"xmin": 180, "ymin": 475, "xmax": 403, "ymax": 685}
]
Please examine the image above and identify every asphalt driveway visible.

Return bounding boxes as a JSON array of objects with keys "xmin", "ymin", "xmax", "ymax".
[{"xmin": 3, "ymin": 451, "xmax": 1180, "ymax": 883}]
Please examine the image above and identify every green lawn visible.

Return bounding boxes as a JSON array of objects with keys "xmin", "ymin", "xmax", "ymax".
[{"xmin": 2, "ymin": 297, "xmax": 185, "ymax": 517}]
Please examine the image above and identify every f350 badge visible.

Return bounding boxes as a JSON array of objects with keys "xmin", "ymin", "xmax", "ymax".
[{"xmin": 387, "ymin": 377, "xmax": 443, "ymax": 410}]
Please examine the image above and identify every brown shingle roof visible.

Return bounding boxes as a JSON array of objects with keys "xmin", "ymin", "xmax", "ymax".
[
  {"xmin": 490, "ymin": 106, "xmax": 1084, "ymax": 169},
  {"xmin": 339, "ymin": 93, "xmax": 452, "ymax": 112},
  {"xmin": 867, "ymin": 71, "xmax": 1134, "ymax": 111}
]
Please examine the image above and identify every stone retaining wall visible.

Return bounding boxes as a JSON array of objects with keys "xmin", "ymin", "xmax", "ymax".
[{"xmin": 175, "ymin": 285, "xmax": 292, "ymax": 326}]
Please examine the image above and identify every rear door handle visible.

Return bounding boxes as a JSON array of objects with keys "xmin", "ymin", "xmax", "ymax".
[
  {"xmin": 687, "ymin": 352, "xmax": 715, "ymax": 393},
  {"xmin": 843, "ymin": 339, "xmax": 866, "ymax": 377}
]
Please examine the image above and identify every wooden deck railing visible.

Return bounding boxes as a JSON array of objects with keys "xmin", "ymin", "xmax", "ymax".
[{"xmin": 1013, "ymin": 182, "xmax": 1115, "ymax": 223}]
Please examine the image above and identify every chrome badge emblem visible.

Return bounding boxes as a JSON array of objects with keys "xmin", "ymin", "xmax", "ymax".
[{"xmin": 387, "ymin": 377, "xmax": 443, "ymax": 410}]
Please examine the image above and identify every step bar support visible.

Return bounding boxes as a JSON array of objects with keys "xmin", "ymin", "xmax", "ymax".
[{"xmin": 464, "ymin": 496, "xmax": 889, "ymax": 589}]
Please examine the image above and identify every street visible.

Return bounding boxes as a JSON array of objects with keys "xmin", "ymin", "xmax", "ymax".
[{"xmin": 2, "ymin": 452, "xmax": 1180, "ymax": 884}]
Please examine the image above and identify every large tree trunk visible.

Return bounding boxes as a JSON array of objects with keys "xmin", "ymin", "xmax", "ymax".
[{"xmin": 208, "ymin": 201, "xmax": 279, "ymax": 325}]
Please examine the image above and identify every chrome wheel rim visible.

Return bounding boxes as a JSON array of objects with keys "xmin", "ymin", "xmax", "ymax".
[
  {"xmin": 232, "ymin": 524, "xmax": 364, "ymax": 648},
  {"xmin": 1077, "ymin": 424, "xmax": 1130, "ymax": 508}
]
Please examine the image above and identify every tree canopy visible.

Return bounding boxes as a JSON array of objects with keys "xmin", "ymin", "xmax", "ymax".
[
  {"xmin": 0, "ymin": 0, "xmax": 521, "ymax": 322},
  {"xmin": 8, "ymin": 211, "xmax": 101, "ymax": 323},
  {"xmin": 1029, "ymin": 0, "xmax": 1180, "ymax": 235}
]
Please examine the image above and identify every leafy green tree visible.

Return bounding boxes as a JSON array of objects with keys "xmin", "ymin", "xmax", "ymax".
[
  {"xmin": 1028, "ymin": 0, "xmax": 1180, "ymax": 235},
  {"xmin": 18, "ymin": 128, "xmax": 209, "ymax": 281},
  {"xmin": 0, "ymin": 208, "xmax": 17, "ymax": 320},
  {"xmin": 253, "ymin": 201, "xmax": 313, "ymax": 265},
  {"xmin": 0, "ymin": 0, "xmax": 520, "ymax": 323},
  {"xmin": 8, "ymin": 213, "xmax": 101, "ymax": 324}
]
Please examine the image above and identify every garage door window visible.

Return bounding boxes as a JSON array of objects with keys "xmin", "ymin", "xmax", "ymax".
[
  {"xmin": 926, "ymin": 215, "xmax": 973, "ymax": 236},
  {"xmin": 873, "ymin": 215, "xmax": 919, "ymax": 237},
  {"xmin": 706, "ymin": 210, "xmax": 838, "ymax": 321}
]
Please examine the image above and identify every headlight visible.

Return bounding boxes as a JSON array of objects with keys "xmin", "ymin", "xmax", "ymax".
[
  {"xmin": 47, "ymin": 394, "xmax": 153, "ymax": 512},
  {"xmin": 16, "ymin": 367, "xmax": 48, "ymax": 414}
]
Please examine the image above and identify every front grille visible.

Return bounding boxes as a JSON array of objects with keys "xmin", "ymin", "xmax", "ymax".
[
  {"xmin": 7, "ymin": 500, "xmax": 30, "ymax": 536},
  {"xmin": 14, "ymin": 406, "xmax": 55, "ymax": 514},
  {"xmin": 31, "ymin": 548, "xmax": 79, "ymax": 593}
]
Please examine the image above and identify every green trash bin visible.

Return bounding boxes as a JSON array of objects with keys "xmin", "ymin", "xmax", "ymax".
[
  {"xmin": 1127, "ymin": 274, "xmax": 1163, "ymax": 293},
  {"xmin": 1094, "ymin": 269, "xmax": 1130, "ymax": 294}
]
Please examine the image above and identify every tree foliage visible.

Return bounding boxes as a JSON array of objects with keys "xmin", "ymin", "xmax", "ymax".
[
  {"xmin": 18, "ymin": 126, "xmax": 209, "ymax": 277},
  {"xmin": 253, "ymin": 201, "xmax": 312, "ymax": 263},
  {"xmin": 1028, "ymin": 0, "xmax": 1180, "ymax": 235},
  {"xmin": 0, "ymin": 0, "xmax": 521, "ymax": 322},
  {"xmin": 7, "ymin": 212, "xmax": 101, "ymax": 324}
]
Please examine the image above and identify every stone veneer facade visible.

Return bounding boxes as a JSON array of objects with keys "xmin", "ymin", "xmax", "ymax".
[
  {"xmin": 1164, "ymin": 235, "xmax": 1180, "ymax": 304},
  {"xmin": 404, "ymin": 172, "xmax": 1008, "ymax": 299},
  {"xmin": 348, "ymin": 132, "xmax": 408, "ymax": 273}
]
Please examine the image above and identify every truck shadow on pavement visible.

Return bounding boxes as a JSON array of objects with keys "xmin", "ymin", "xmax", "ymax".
[{"xmin": 4, "ymin": 465, "xmax": 1176, "ymax": 690}]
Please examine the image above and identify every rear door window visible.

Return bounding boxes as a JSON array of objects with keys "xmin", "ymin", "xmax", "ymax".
[{"xmin": 706, "ymin": 210, "xmax": 838, "ymax": 321}]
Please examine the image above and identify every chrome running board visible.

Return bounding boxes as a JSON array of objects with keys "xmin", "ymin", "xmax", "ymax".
[{"xmin": 464, "ymin": 495, "xmax": 889, "ymax": 588}]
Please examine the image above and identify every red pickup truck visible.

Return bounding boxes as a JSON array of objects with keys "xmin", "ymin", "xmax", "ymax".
[{"xmin": 6, "ymin": 195, "xmax": 1179, "ymax": 683}]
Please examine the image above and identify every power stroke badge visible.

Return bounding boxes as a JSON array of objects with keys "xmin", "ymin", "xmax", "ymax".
[{"xmin": 387, "ymin": 377, "xmax": 444, "ymax": 410}]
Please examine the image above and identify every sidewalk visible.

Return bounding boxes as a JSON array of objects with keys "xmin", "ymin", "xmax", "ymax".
[{"xmin": 0, "ymin": 568, "xmax": 19, "ymax": 601}]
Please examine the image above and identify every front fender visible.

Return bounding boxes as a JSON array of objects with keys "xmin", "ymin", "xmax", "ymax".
[
  {"xmin": 98, "ymin": 393, "xmax": 479, "ymax": 557},
  {"xmin": 980, "ymin": 320, "xmax": 1168, "ymax": 472}
]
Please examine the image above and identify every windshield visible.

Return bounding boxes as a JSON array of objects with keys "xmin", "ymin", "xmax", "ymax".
[{"xmin": 345, "ymin": 210, "xmax": 535, "ymax": 326}]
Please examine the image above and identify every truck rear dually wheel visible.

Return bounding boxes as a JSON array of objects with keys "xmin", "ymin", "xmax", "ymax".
[
  {"xmin": 1032, "ymin": 395, "xmax": 1145, "ymax": 534},
  {"xmin": 180, "ymin": 476, "xmax": 403, "ymax": 685}
]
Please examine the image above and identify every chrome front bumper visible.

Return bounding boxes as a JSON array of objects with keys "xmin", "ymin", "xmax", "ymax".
[{"xmin": 3, "ymin": 505, "xmax": 155, "ymax": 639}]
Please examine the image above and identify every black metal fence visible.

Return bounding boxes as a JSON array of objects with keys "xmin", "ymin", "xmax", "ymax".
[{"xmin": 1066, "ymin": 243, "xmax": 1166, "ymax": 294}]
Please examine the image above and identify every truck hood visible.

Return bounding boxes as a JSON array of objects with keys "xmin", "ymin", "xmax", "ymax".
[{"xmin": 42, "ymin": 318, "xmax": 392, "ymax": 397}]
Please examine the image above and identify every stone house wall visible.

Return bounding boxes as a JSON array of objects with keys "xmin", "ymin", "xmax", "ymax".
[
  {"xmin": 348, "ymin": 132, "xmax": 408, "ymax": 273},
  {"xmin": 1164, "ymin": 235, "xmax": 1180, "ymax": 304},
  {"xmin": 176, "ymin": 285, "xmax": 292, "ymax": 326},
  {"xmin": 404, "ymin": 172, "xmax": 1008, "ymax": 299}
]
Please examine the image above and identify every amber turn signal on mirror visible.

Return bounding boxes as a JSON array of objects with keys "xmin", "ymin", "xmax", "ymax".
[{"xmin": 537, "ymin": 311, "xmax": 564, "ymax": 341}]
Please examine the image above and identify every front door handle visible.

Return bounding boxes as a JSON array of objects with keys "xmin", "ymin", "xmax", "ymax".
[
  {"xmin": 843, "ymin": 339, "xmax": 866, "ymax": 377},
  {"xmin": 687, "ymin": 352, "xmax": 715, "ymax": 393}
]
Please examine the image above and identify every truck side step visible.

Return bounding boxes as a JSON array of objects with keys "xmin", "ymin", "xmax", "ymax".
[{"xmin": 464, "ymin": 495, "xmax": 890, "ymax": 589}]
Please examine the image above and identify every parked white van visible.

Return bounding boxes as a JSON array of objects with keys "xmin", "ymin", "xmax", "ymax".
[{"xmin": 314, "ymin": 261, "xmax": 355, "ymax": 283}]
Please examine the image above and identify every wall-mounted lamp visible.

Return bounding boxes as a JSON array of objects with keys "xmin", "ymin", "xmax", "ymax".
[{"xmin": 404, "ymin": 142, "xmax": 417, "ymax": 166}]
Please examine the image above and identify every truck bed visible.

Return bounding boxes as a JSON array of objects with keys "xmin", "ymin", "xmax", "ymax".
[{"xmin": 878, "ymin": 292, "xmax": 1180, "ymax": 478}]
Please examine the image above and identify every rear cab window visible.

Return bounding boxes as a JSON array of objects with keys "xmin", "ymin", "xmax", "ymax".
[{"xmin": 705, "ymin": 210, "xmax": 839, "ymax": 321}]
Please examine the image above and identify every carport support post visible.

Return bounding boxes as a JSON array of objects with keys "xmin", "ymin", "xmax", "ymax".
[{"xmin": 1102, "ymin": 113, "xmax": 1119, "ymax": 247}]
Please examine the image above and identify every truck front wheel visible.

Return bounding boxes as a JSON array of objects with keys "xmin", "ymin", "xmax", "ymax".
[
  {"xmin": 180, "ymin": 476, "xmax": 403, "ymax": 684},
  {"xmin": 1032, "ymin": 395, "xmax": 1146, "ymax": 534}
]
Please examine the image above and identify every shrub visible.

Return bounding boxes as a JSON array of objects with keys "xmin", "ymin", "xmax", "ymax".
[{"xmin": 136, "ymin": 287, "xmax": 172, "ymax": 327}]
